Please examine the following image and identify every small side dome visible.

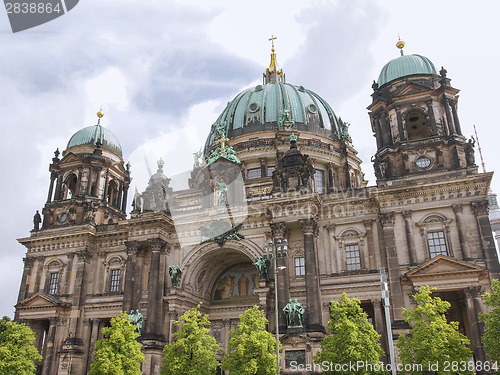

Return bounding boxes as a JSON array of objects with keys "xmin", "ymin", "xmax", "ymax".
[
  {"xmin": 377, "ymin": 54, "xmax": 437, "ymax": 87},
  {"xmin": 66, "ymin": 117, "xmax": 122, "ymax": 157}
]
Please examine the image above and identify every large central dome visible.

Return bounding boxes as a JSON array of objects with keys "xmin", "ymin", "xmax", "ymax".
[{"xmin": 204, "ymin": 47, "xmax": 344, "ymax": 152}]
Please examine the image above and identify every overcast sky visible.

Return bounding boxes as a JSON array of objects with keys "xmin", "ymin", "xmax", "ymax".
[{"xmin": 0, "ymin": 0, "xmax": 499, "ymax": 318}]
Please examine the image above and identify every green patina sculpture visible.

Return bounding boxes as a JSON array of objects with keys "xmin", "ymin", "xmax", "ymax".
[
  {"xmin": 339, "ymin": 118, "xmax": 352, "ymax": 142},
  {"xmin": 215, "ymin": 178, "xmax": 228, "ymax": 206},
  {"xmin": 283, "ymin": 298, "xmax": 305, "ymax": 328},
  {"xmin": 128, "ymin": 309, "xmax": 144, "ymax": 336},
  {"xmin": 193, "ymin": 148, "xmax": 203, "ymax": 168},
  {"xmin": 200, "ymin": 220, "xmax": 244, "ymax": 247},
  {"xmin": 206, "ymin": 121, "xmax": 241, "ymax": 167},
  {"xmin": 169, "ymin": 265, "xmax": 182, "ymax": 289},
  {"xmin": 252, "ymin": 255, "xmax": 271, "ymax": 280},
  {"xmin": 278, "ymin": 107, "xmax": 295, "ymax": 128}
]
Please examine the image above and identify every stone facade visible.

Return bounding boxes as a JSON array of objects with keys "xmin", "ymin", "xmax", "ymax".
[{"xmin": 15, "ymin": 47, "xmax": 499, "ymax": 375}]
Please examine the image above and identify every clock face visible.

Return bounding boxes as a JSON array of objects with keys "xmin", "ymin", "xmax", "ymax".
[
  {"xmin": 416, "ymin": 156, "xmax": 431, "ymax": 169},
  {"xmin": 59, "ymin": 213, "xmax": 68, "ymax": 223}
]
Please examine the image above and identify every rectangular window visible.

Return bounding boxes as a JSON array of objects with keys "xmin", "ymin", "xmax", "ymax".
[
  {"xmin": 345, "ymin": 244, "xmax": 361, "ymax": 270},
  {"xmin": 315, "ymin": 169, "xmax": 325, "ymax": 194},
  {"xmin": 294, "ymin": 257, "xmax": 305, "ymax": 276},
  {"xmin": 247, "ymin": 168, "xmax": 261, "ymax": 179},
  {"xmin": 48, "ymin": 272, "xmax": 59, "ymax": 295},
  {"xmin": 267, "ymin": 166, "xmax": 276, "ymax": 177},
  {"xmin": 427, "ymin": 231, "xmax": 448, "ymax": 258},
  {"xmin": 110, "ymin": 269, "xmax": 121, "ymax": 292}
]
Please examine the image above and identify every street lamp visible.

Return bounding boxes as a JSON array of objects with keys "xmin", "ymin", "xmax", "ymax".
[{"xmin": 264, "ymin": 238, "xmax": 288, "ymax": 375}]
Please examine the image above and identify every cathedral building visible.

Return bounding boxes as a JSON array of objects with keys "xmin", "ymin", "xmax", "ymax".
[{"xmin": 15, "ymin": 39, "xmax": 499, "ymax": 374}]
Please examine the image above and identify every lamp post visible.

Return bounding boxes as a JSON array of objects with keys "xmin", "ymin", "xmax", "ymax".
[{"xmin": 265, "ymin": 238, "xmax": 288, "ymax": 375}]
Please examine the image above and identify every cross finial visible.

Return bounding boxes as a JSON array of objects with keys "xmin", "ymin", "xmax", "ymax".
[{"xmin": 269, "ymin": 35, "xmax": 277, "ymax": 51}]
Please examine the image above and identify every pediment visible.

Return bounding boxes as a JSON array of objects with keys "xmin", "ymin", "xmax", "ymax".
[
  {"xmin": 59, "ymin": 152, "xmax": 82, "ymax": 164},
  {"xmin": 393, "ymin": 83, "xmax": 431, "ymax": 97},
  {"xmin": 17, "ymin": 292, "xmax": 65, "ymax": 309},
  {"xmin": 405, "ymin": 255, "xmax": 486, "ymax": 281}
]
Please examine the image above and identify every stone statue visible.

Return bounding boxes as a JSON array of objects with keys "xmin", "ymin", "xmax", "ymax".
[
  {"xmin": 128, "ymin": 309, "xmax": 144, "ymax": 336},
  {"xmin": 33, "ymin": 210, "xmax": 42, "ymax": 231},
  {"xmin": 465, "ymin": 137, "xmax": 476, "ymax": 166},
  {"xmin": 169, "ymin": 265, "xmax": 182, "ymax": 289},
  {"xmin": 215, "ymin": 178, "xmax": 228, "ymax": 206},
  {"xmin": 193, "ymin": 148, "xmax": 203, "ymax": 168},
  {"xmin": 283, "ymin": 298, "xmax": 305, "ymax": 328},
  {"xmin": 132, "ymin": 187, "xmax": 142, "ymax": 212},
  {"xmin": 253, "ymin": 255, "xmax": 271, "ymax": 280}
]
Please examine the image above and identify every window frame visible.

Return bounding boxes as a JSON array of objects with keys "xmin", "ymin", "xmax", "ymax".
[
  {"xmin": 294, "ymin": 256, "xmax": 305, "ymax": 276},
  {"xmin": 314, "ymin": 169, "xmax": 325, "ymax": 194},
  {"xmin": 48, "ymin": 272, "xmax": 60, "ymax": 295}
]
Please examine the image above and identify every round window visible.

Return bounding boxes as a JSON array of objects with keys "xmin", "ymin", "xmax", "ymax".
[
  {"xmin": 249, "ymin": 103, "xmax": 260, "ymax": 112},
  {"xmin": 307, "ymin": 104, "xmax": 318, "ymax": 114},
  {"xmin": 416, "ymin": 156, "xmax": 431, "ymax": 169}
]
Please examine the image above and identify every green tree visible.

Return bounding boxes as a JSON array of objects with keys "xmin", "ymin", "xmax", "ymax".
[
  {"xmin": 397, "ymin": 286, "xmax": 473, "ymax": 375},
  {"xmin": 221, "ymin": 305, "xmax": 278, "ymax": 375},
  {"xmin": 0, "ymin": 316, "xmax": 42, "ymax": 375},
  {"xmin": 89, "ymin": 311, "xmax": 144, "ymax": 375},
  {"xmin": 161, "ymin": 304, "xmax": 218, "ymax": 375},
  {"xmin": 314, "ymin": 293, "xmax": 385, "ymax": 375},
  {"xmin": 481, "ymin": 279, "xmax": 500, "ymax": 372}
]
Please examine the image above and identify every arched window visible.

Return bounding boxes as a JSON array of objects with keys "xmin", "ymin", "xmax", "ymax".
[
  {"xmin": 107, "ymin": 180, "xmax": 118, "ymax": 207},
  {"xmin": 63, "ymin": 173, "xmax": 78, "ymax": 199},
  {"xmin": 405, "ymin": 110, "xmax": 429, "ymax": 140}
]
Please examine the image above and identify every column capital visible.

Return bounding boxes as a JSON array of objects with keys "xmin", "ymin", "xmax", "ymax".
[
  {"xmin": 76, "ymin": 250, "xmax": 91, "ymax": 263},
  {"xmin": 66, "ymin": 252, "xmax": 75, "ymax": 260},
  {"xmin": 149, "ymin": 238, "xmax": 168, "ymax": 253},
  {"xmin": 471, "ymin": 200, "xmax": 488, "ymax": 217},
  {"xmin": 125, "ymin": 240, "xmax": 140, "ymax": 256},
  {"xmin": 363, "ymin": 219, "xmax": 373, "ymax": 229},
  {"xmin": 23, "ymin": 257, "xmax": 35, "ymax": 268},
  {"xmin": 465, "ymin": 286, "xmax": 482, "ymax": 299},
  {"xmin": 452, "ymin": 203, "xmax": 464, "ymax": 214},
  {"xmin": 327, "ymin": 223, "xmax": 336, "ymax": 233},
  {"xmin": 270, "ymin": 222, "xmax": 286, "ymax": 239},
  {"xmin": 402, "ymin": 210, "xmax": 412, "ymax": 219},
  {"xmin": 299, "ymin": 218, "xmax": 318, "ymax": 236},
  {"xmin": 379, "ymin": 212, "xmax": 395, "ymax": 227}
]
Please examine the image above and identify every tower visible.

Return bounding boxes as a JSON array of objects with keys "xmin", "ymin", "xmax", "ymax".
[
  {"xmin": 42, "ymin": 111, "xmax": 130, "ymax": 228},
  {"xmin": 369, "ymin": 39, "xmax": 475, "ymax": 181}
]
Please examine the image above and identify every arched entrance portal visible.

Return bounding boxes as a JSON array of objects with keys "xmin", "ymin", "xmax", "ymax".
[{"xmin": 176, "ymin": 241, "xmax": 266, "ymax": 353}]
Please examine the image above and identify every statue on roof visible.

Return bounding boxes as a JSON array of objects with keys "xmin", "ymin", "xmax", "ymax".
[
  {"xmin": 216, "ymin": 178, "xmax": 228, "ymax": 206},
  {"xmin": 193, "ymin": 148, "xmax": 203, "ymax": 168},
  {"xmin": 169, "ymin": 265, "xmax": 182, "ymax": 289},
  {"xmin": 33, "ymin": 210, "xmax": 42, "ymax": 231}
]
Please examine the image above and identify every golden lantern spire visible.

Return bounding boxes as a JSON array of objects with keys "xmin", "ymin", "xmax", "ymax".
[
  {"xmin": 396, "ymin": 34, "xmax": 405, "ymax": 56},
  {"xmin": 265, "ymin": 35, "xmax": 283, "ymax": 84},
  {"xmin": 97, "ymin": 107, "xmax": 104, "ymax": 125}
]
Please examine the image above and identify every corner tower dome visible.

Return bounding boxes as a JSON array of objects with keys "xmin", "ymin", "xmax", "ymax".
[
  {"xmin": 377, "ymin": 39, "xmax": 437, "ymax": 87},
  {"xmin": 66, "ymin": 111, "xmax": 123, "ymax": 158},
  {"xmin": 204, "ymin": 39, "xmax": 346, "ymax": 153}
]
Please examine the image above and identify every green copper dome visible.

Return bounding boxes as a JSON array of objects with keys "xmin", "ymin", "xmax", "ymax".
[
  {"xmin": 204, "ymin": 82, "xmax": 343, "ymax": 152},
  {"xmin": 377, "ymin": 54, "xmax": 437, "ymax": 87},
  {"xmin": 66, "ymin": 124, "xmax": 122, "ymax": 157}
]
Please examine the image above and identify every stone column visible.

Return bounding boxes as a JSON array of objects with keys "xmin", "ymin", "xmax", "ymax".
[
  {"xmin": 449, "ymin": 98, "xmax": 462, "ymax": 135},
  {"xmin": 46, "ymin": 172, "xmax": 57, "ymax": 203},
  {"xmin": 372, "ymin": 115, "xmax": 383, "ymax": 149},
  {"xmin": 299, "ymin": 218, "xmax": 323, "ymax": 331},
  {"xmin": 41, "ymin": 317, "xmax": 58, "ymax": 375},
  {"xmin": 363, "ymin": 220, "xmax": 377, "ymax": 270},
  {"xmin": 117, "ymin": 182, "xmax": 124, "ymax": 209},
  {"xmin": 259, "ymin": 157, "xmax": 267, "ymax": 178},
  {"xmin": 327, "ymin": 163, "xmax": 334, "ymax": 193},
  {"xmin": 75, "ymin": 167, "xmax": 83, "ymax": 197},
  {"xmin": 54, "ymin": 172, "xmax": 63, "ymax": 200},
  {"xmin": 123, "ymin": 241, "xmax": 139, "ymax": 312},
  {"xmin": 121, "ymin": 184, "xmax": 129, "ymax": 213},
  {"xmin": 464, "ymin": 287, "xmax": 486, "ymax": 363},
  {"xmin": 270, "ymin": 222, "xmax": 289, "ymax": 331},
  {"xmin": 472, "ymin": 201, "xmax": 500, "ymax": 279},
  {"xmin": 86, "ymin": 167, "xmax": 94, "ymax": 196},
  {"xmin": 93, "ymin": 167, "xmax": 102, "ymax": 198},
  {"xmin": 16, "ymin": 257, "xmax": 34, "ymax": 305},
  {"xmin": 426, "ymin": 99, "xmax": 438, "ymax": 135},
  {"xmin": 326, "ymin": 224, "xmax": 337, "ymax": 273},
  {"xmin": 144, "ymin": 238, "xmax": 167, "ymax": 339},
  {"xmin": 380, "ymin": 112, "xmax": 392, "ymax": 147},
  {"xmin": 62, "ymin": 252, "xmax": 74, "ymax": 295},
  {"xmin": 452, "ymin": 204, "xmax": 471, "ymax": 260},
  {"xmin": 70, "ymin": 250, "xmax": 90, "ymax": 335},
  {"xmin": 379, "ymin": 212, "xmax": 404, "ymax": 321},
  {"xmin": 442, "ymin": 95, "xmax": 456, "ymax": 134},
  {"xmin": 396, "ymin": 107, "xmax": 405, "ymax": 141},
  {"xmin": 402, "ymin": 211, "xmax": 417, "ymax": 266},
  {"xmin": 86, "ymin": 318, "xmax": 100, "ymax": 373},
  {"xmin": 102, "ymin": 169, "xmax": 109, "ymax": 202},
  {"xmin": 33, "ymin": 256, "xmax": 45, "ymax": 293},
  {"xmin": 371, "ymin": 298, "xmax": 387, "ymax": 358},
  {"xmin": 81, "ymin": 318, "xmax": 93, "ymax": 374}
]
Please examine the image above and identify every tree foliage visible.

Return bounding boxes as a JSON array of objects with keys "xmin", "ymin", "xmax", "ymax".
[
  {"xmin": 481, "ymin": 279, "xmax": 500, "ymax": 370},
  {"xmin": 221, "ymin": 305, "xmax": 278, "ymax": 375},
  {"xmin": 397, "ymin": 286, "xmax": 473, "ymax": 375},
  {"xmin": 314, "ymin": 293, "xmax": 385, "ymax": 375},
  {"xmin": 161, "ymin": 304, "xmax": 218, "ymax": 375},
  {"xmin": 89, "ymin": 311, "xmax": 144, "ymax": 375},
  {"xmin": 0, "ymin": 316, "xmax": 42, "ymax": 375}
]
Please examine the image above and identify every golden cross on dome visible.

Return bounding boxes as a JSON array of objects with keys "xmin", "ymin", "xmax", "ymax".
[{"xmin": 269, "ymin": 35, "xmax": 277, "ymax": 51}]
